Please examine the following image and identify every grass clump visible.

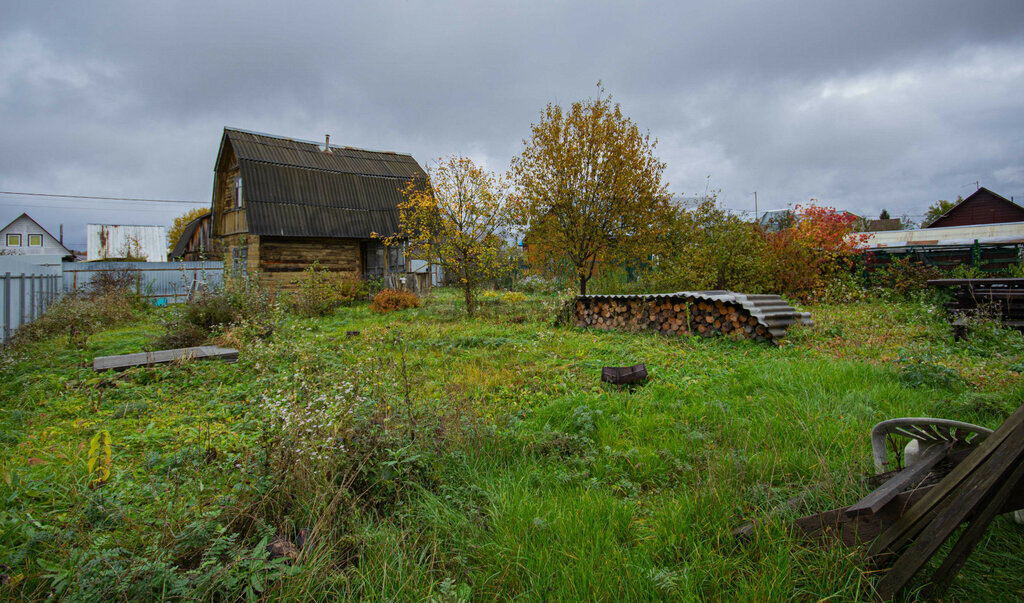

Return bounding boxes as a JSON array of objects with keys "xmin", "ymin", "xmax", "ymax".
[
  {"xmin": 154, "ymin": 272, "xmax": 280, "ymax": 349},
  {"xmin": 13, "ymin": 290, "xmax": 142, "ymax": 348},
  {"xmin": 370, "ymin": 288, "xmax": 420, "ymax": 313},
  {"xmin": 287, "ymin": 261, "xmax": 367, "ymax": 318}
]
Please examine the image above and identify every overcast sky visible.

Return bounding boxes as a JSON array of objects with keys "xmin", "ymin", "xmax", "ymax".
[{"xmin": 2, "ymin": 0, "xmax": 1023, "ymax": 250}]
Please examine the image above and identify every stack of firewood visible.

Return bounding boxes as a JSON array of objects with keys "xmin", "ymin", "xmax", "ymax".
[{"xmin": 573, "ymin": 296, "xmax": 772, "ymax": 342}]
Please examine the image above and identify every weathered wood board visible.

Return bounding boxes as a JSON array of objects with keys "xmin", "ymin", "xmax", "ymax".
[{"xmin": 94, "ymin": 345, "xmax": 239, "ymax": 372}]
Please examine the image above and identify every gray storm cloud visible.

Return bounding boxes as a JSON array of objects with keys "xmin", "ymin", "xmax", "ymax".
[{"xmin": 2, "ymin": 0, "xmax": 1023, "ymax": 248}]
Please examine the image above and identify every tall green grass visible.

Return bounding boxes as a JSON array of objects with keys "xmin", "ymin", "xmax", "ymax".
[{"xmin": 1, "ymin": 290, "xmax": 1021, "ymax": 600}]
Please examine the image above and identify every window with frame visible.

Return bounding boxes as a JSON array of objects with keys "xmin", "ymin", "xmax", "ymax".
[
  {"xmin": 5, "ymin": 233, "xmax": 21, "ymax": 247},
  {"xmin": 361, "ymin": 241, "xmax": 405, "ymax": 277},
  {"xmin": 28, "ymin": 234, "xmax": 43, "ymax": 247},
  {"xmin": 234, "ymin": 176, "xmax": 243, "ymax": 209}
]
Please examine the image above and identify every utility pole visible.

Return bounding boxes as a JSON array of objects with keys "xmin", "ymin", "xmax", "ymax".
[{"xmin": 753, "ymin": 191, "xmax": 758, "ymax": 222}]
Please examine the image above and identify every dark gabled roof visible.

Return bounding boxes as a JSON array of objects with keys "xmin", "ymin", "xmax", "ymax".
[
  {"xmin": 927, "ymin": 187, "xmax": 1024, "ymax": 228},
  {"xmin": 218, "ymin": 128, "xmax": 427, "ymax": 238},
  {"xmin": 170, "ymin": 212, "xmax": 210, "ymax": 259}
]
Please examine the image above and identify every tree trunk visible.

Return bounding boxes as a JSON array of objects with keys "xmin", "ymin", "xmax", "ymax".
[
  {"xmin": 579, "ymin": 274, "xmax": 588, "ymax": 296},
  {"xmin": 464, "ymin": 282, "xmax": 474, "ymax": 317}
]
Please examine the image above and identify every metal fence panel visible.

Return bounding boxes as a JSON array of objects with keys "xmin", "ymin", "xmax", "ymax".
[
  {"xmin": 1, "ymin": 258, "xmax": 222, "ymax": 344},
  {"xmin": 62, "ymin": 261, "xmax": 223, "ymax": 303},
  {"xmin": 0, "ymin": 256, "xmax": 63, "ymax": 344}
]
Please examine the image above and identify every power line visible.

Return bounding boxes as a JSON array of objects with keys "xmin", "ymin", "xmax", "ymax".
[
  {"xmin": 0, "ymin": 201, "xmax": 179, "ymax": 213},
  {"xmin": 0, "ymin": 190, "xmax": 206, "ymax": 205}
]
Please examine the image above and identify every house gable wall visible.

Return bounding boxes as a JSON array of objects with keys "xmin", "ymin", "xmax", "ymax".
[
  {"xmin": 0, "ymin": 215, "xmax": 70, "ymax": 256},
  {"xmin": 929, "ymin": 189, "xmax": 1024, "ymax": 228}
]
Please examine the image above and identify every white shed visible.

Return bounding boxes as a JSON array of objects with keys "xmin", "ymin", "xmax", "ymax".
[
  {"xmin": 87, "ymin": 224, "xmax": 168, "ymax": 262},
  {"xmin": 0, "ymin": 213, "xmax": 73, "ymax": 257}
]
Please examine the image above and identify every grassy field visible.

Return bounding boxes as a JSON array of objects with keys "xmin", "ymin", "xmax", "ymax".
[{"xmin": 1, "ymin": 289, "xmax": 1022, "ymax": 601}]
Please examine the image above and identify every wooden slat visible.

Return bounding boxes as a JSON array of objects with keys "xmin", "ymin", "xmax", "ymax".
[
  {"xmin": 867, "ymin": 404, "xmax": 1024, "ymax": 557},
  {"xmin": 94, "ymin": 345, "xmax": 239, "ymax": 372},
  {"xmin": 845, "ymin": 442, "xmax": 952, "ymax": 518},
  {"xmin": 873, "ymin": 422, "xmax": 1024, "ymax": 597},
  {"xmin": 925, "ymin": 458, "xmax": 1024, "ymax": 597}
]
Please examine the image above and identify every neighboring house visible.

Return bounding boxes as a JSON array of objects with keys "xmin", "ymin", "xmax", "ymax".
[
  {"xmin": 209, "ymin": 128, "xmax": 428, "ymax": 290},
  {"xmin": 0, "ymin": 213, "xmax": 73, "ymax": 258},
  {"xmin": 926, "ymin": 187, "xmax": 1024, "ymax": 228},
  {"xmin": 758, "ymin": 209, "xmax": 796, "ymax": 232},
  {"xmin": 866, "ymin": 218, "xmax": 903, "ymax": 231},
  {"xmin": 87, "ymin": 224, "xmax": 168, "ymax": 261},
  {"xmin": 170, "ymin": 212, "xmax": 212, "ymax": 261}
]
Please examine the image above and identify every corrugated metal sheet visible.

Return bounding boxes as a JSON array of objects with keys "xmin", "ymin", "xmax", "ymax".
[
  {"xmin": 577, "ymin": 290, "xmax": 813, "ymax": 341},
  {"xmin": 87, "ymin": 224, "xmax": 168, "ymax": 262},
  {"xmin": 170, "ymin": 213, "xmax": 211, "ymax": 259},
  {"xmin": 63, "ymin": 261, "xmax": 223, "ymax": 303},
  {"xmin": 221, "ymin": 129, "xmax": 426, "ymax": 239},
  {"xmin": 854, "ymin": 221, "xmax": 1024, "ymax": 250}
]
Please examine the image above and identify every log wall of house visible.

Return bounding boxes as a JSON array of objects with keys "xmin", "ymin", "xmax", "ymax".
[{"xmin": 257, "ymin": 236, "xmax": 361, "ymax": 291}]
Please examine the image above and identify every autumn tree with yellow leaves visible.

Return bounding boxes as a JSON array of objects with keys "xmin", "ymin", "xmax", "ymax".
[
  {"xmin": 391, "ymin": 156, "xmax": 519, "ymax": 317},
  {"xmin": 167, "ymin": 206, "xmax": 209, "ymax": 250},
  {"xmin": 511, "ymin": 86, "xmax": 672, "ymax": 295}
]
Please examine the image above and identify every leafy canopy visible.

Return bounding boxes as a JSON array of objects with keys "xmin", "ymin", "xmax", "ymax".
[
  {"xmin": 922, "ymin": 197, "xmax": 960, "ymax": 227},
  {"xmin": 388, "ymin": 156, "xmax": 519, "ymax": 316},
  {"xmin": 168, "ymin": 207, "xmax": 209, "ymax": 249},
  {"xmin": 511, "ymin": 85, "xmax": 671, "ymax": 295}
]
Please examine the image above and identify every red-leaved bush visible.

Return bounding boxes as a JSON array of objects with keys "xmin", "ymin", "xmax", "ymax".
[{"xmin": 761, "ymin": 203, "xmax": 869, "ymax": 301}]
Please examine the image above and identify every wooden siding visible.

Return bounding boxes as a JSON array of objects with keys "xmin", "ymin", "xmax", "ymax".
[
  {"xmin": 258, "ymin": 236, "xmax": 361, "ymax": 290},
  {"xmin": 929, "ymin": 189, "xmax": 1024, "ymax": 228},
  {"xmin": 212, "ymin": 139, "xmax": 247, "ymax": 238}
]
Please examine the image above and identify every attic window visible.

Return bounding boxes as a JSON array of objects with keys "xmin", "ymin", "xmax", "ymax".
[
  {"xmin": 234, "ymin": 176, "xmax": 243, "ymax": 209},
  {"xmin": 28, "ymin": 234, "xmax": 42, "ymax": 247},
  {"xmin": 6, "ymin": 234, "xmax": 21, "ymax": 247}
]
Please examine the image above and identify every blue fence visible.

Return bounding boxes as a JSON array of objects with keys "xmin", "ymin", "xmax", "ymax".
[{"xmin": 62, "ymin": 261, "xmax": 223, "ymax": 303}]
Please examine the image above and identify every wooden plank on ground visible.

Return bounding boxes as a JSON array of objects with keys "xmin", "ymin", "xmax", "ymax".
[
  {"xmin": 873, "ymin": 422, "xmax": 1024, "ymax": 598},
  {"xmin": 925, "ymin": 457, "xmax": 1024, "ymax": 598},
  {"xmin": 93, "ymin": 345, "xmax": 239, "ymax": 372},
  {"xmin": 867, "ymin": 403, "xmax": 1024, "ymax": 557},
  {"xmin": 846, "ymin": 443, "xmax": 952, "ymax": 518},
  {"xmin": 736, "ymin": 472, "xmax": 1024, "ymax": 549}
]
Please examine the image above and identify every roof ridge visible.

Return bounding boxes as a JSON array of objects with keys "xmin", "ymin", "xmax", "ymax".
[
  {"xmin": 239, "ymin": 157, "xmax": 423, "ymax": 180},
  {"xmin": 225, "ymin": 127, "xmax": 413, "ymax": 158}
]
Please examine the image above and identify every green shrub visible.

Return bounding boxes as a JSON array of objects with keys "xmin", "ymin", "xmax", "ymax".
[
  {"xmin": 288, "ymin": 262, "xmax": 367, "ymax": 317},
  {"xmin": 867, "ymin": 257, "xmax": 943, "ymax": 298},
  {"xmin": 897, "ymin": 354, "xmax": 965, "ymax": 390},
  {"xmin": 152, "ymin": 293, "xmax": 233, "ymax": 349},
  {"xmin": 370, "ymin": 288, "xmax": 420, "ymax": 313},
  {"xmin": 13, "ymin": 291, "xmax": 140, "ymax": 348}
]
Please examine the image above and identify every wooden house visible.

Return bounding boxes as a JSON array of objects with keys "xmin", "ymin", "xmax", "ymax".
[
  {"xmin": 926, "ymin": 187, "xmax": 1024, "ymax": 228},
  {"xmin": 209, "ymin": 128, "xmax": 427, "ymax": 290},
  {"xmin": 170, "ymin": 212, "xmax": 212, "ymax": 261}
]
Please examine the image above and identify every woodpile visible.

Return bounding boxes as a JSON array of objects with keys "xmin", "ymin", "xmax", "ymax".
[{"xmin": 573, "ymin": 295, "xmax": 773, "ymax": 342}]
